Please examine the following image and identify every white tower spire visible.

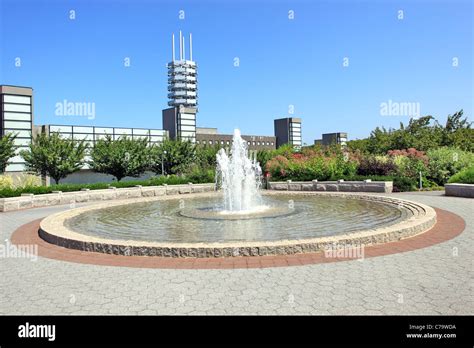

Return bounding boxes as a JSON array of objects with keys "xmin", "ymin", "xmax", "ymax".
[
  {"xmin": 179, "ymin": 30, "xmax": 183, "ymax": 60},
  {"xmin": 189, "ymin": 33, "xmax": 193, "ymax": 61},
  {"xmin": 182, "ymin": 36, "xmax": 185, "ymax": 60},
  {"xmin": 172, "ymin": 33, "xmax": 175, "ymax": 61}
]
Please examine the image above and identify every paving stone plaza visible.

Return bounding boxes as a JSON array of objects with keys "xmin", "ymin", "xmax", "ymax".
[{"xmin": 0, "ymin": 191, "xmax": 472, "ymax": 315}]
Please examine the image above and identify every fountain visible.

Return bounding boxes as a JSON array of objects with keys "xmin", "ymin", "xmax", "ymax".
[
  {"xmin": 37, "ymin": 127, "xmax": 436, "ymax": 259},
  {"xmin": 216, "ymin": 129, "xmax": 264, "ymax": 213}
]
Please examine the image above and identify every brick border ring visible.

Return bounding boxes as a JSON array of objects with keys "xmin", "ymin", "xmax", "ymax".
[{"xmin": 36, "ymin": 192, "xmax": 436, "ymax": 258}]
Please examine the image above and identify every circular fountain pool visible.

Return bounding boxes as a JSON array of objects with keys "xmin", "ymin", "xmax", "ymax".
[
  {"xmin": 63, "ymin": 194, "xmax": 407, "ymax": 243},
  {"xmin": 39, "ymin": 191, "xmax": 436, "ymax": 258},
  {"xmin": 38, "ymin": 129, "xmax": 436, "ymax": 258}
]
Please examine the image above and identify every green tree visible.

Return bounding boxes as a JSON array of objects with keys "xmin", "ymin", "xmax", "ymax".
[
  {"xmin": 0, "ymin": 133, "xmax": 18, "ymax": 172},
  {"xmin": 347, "ymin": 138, "xmax": 370, "ymax": 153},
  {"xmin": 360, "ymin": 111, "xmax": 472, "ymax": 154},
  {"xmin": 90, "ymin": 135, "xmax": 150, "ymax": 181},
  {"xmin": 20, "ymin": 132, "xmax": 88, "ymax": 184},
  {"xmin": 439, "ymin": 110, "xmax": 473, "ymax": 150},
  {"xmin": 195, "ymin": 144, "xmax": 220, "ymax": 170},
  {"xmin": 149, "ymin": 138, "xmax": 195, "ymax": 175},
  {"xmin": 367, "ymin": 127, "xmax": 393, "ymax": 154},
  {"xmin": 449, "ymin": 128, "xmax": 474, "ymax": 152}
]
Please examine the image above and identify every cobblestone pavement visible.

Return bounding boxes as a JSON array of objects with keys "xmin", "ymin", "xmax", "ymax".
[{"xmin": 0, "ymin": 192, "xmax": 472, "ymax": 315}]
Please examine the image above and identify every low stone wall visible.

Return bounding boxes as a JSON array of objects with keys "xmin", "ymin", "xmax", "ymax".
[
  {"xmin": 0, "ymin": 183, "xmax": 215, "ymax": 212},
  {"xmin": 268, "ymin": 180, "xmax": 393, "ymax": 193},
  {"xmin": 445, "ymin": 183, "xmax": 474, "ymax": 198}
]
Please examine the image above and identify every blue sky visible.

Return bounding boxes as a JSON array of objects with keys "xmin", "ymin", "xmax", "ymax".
[{"xmin": 1, "ymin": 0, "xmax": 472, "ymax": 143}]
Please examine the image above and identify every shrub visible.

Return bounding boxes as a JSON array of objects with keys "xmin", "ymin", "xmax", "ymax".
[
  {"xmin": 426, "ymin": 147, "xmax": 474, "ymax": 185},
  {"xmin": 257, "ymin": 144, "xmax": 295, "ymax": 172},
  {"xmin": 266, "ymin": 155, "xmax": 290, "ymax": 179},
  {"xmin": 11, "ymin": 173, "xmax": 42, "ymax": 188},
  {"xmin": 0, "ymin": 174, "xmax": 214, "ymax": 198},
  {"xmin": 185, "ymin": 167, "xmax": 215, "ymax": 184},
  {"xmin": 448, "ymin": 166, "xmax": 474, "ymax": 184},
  {"xmin": 0, "ymin": 175, "xmax": 14, "ymax": 190},
  {"xmin": 357, "ymin": 155, "xmax": 397, "ymax": 176},
  {"xmin": 265, "ymin": 150, "xmax": 358, "ymax": 182},
  {"xmin": 388, "ymin": 148, "xmax": 429, "ymax": 179}
]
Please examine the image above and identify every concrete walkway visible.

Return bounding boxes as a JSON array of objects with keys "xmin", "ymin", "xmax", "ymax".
[{"xmin": 0, "ymin": 191, "xmax": 472, "ymax": 315}]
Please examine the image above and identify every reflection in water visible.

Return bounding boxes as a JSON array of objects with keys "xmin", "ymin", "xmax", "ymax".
[{"xmin": 65, "ymin": 194, "xmax": 406, "ymax": 244}]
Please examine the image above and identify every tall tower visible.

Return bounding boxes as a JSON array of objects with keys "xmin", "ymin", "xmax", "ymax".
[
  {"xmin": 163, "ymin": 31, "xmax": 197, "ymax": 143},
  {"xmin": 167, "ymin": 31, "xmax": 197, "ymax": 108}
]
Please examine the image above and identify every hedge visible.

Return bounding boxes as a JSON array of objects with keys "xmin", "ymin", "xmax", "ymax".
[{"xmin": 0, "ymin": 174, "xmax": 214, "ymax": 198}]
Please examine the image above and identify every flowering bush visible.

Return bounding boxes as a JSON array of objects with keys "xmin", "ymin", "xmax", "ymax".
[
  {"xmin": 265, "ymin": 155, "xmax": 290, "ymax": 179},
  {"xmin": 388, "ymin": 148, "xmax": 429, "ymax": 179},
  {"xmin": 265, "ymin": 149, "xmax": 357, "ymax": 181},
  {"xmin": 357, "ymin": 155, "xmax": 397, "ymax": 176},
  {"xmin": 262, "ymin": 144, "xmax": 473, "ymax": 191}
]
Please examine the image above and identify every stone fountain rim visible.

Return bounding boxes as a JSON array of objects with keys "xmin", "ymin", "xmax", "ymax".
[{"xmin": 38, "ymin": 191, "xmax": 437, "ymax": 257}]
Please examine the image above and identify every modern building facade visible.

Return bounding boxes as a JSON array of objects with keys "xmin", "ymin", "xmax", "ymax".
[
  {"xmin": 314, "ymin": 132, "xmax": 348, "ymax": 146},
  {"xmin": 162, "ymin": 106, "xmax": 197, "ymax": 143},
  {"xmin": 274, "ymin": 117, "xmax": 302, "ymax": 148},
  {"xmin": 42, "ymin": 124, "xmax": 167, "ymax": 146},
  {"xmin": 0, "ymin": 86, "xmax": 34, "ymax": 172},
  {"xmin": 196, "ymin": 127, "xmax": 276, "ymax": 151}
]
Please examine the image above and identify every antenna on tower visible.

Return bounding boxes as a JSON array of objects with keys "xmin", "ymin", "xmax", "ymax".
[
  {"xmin": 179, "ymin": 30, "xmax": 183, "ymax": 60},
  {"xmin": 183, "ymin": 36, "xmax": 186, "ymax": 60},
  {"xmin": 189, "ymin": 33, "xmax": 193, "ymax": 61},
  {"xmin": 172, "ymin": 33, "xmax": 175, "ymax": 61}
]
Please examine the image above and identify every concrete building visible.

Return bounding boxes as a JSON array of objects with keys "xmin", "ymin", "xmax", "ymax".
[
  {"xmin": 162, "ymin": 106, "xmax": 197, "ymax": 143},
  {"xmin": 316, "ymin": 132, "xmax": 348, "ymax": 146},
  {"xmin": 0, "ymin": 86, "xmax": 34, "ymax": 172},
  {"xmin": 274, "ymin": 117, "xmax": 302, "ymax": 148},
  {"xmin": 196, "ymin": 127, "xmax": 276, "ymax": 151}
]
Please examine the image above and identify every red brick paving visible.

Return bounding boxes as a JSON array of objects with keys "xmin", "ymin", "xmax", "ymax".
[{"xmin": 10, "ymin": 208, "xmax": 465, "ymax": 269}]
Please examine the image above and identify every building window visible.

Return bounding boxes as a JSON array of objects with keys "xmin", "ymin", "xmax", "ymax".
[
  {"xmin": 203, "ymin": 140, "xmax": 207, "ymax": 144},
  {"xmin": 226, "ymin": 141, "xmax": 230, "ymax": 145},
  {"xmin": 209, "ymin": 140, "xmax": 213, "ymax": 145},
  {"xmin": 252, "ymin": 141, "xmax": 256, "ymax": 146},
  {"xmin": 221, "ymin": 141, "xmax": 224, "ymax": 145},
  {"xmin": 271, "ymin": 142, "xmax": 274, "ymax": 146},
  {"xmin": 196, "ymin": 140, "xmax": 200, "ymax": 144}
]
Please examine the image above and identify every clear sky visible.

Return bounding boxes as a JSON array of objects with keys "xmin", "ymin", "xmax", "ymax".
[{"xmin": 1, "ymin": 0, "xmax": 472, "ymax": 143}]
